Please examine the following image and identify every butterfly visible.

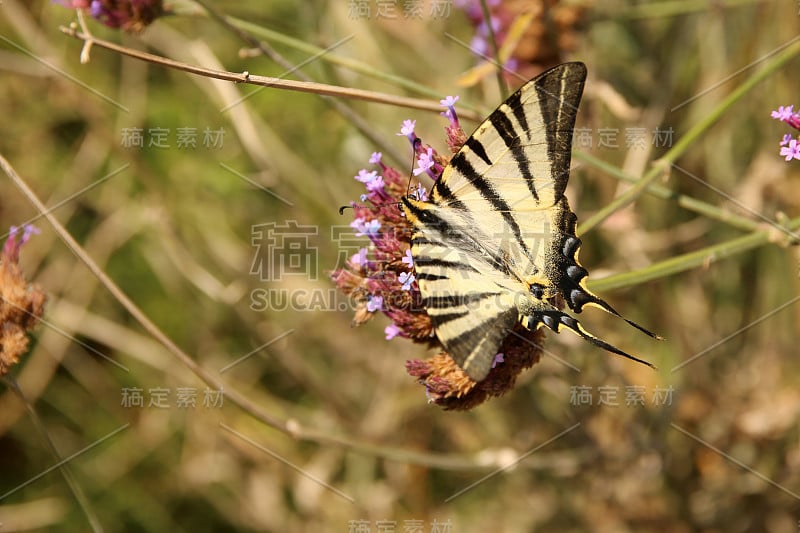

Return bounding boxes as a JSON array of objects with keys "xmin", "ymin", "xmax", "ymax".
[{"xmin": 401, "ymin": 62, "xmax": 660, "ymax": 382}]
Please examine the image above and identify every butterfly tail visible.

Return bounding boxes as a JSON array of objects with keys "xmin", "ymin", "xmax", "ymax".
[
  {"xmin": 570, "ymin": 288, "xmax": 664, "ymax": 341},
  {"xmin": 523, "ymin": 311, "xmax": 657, "ymax": 369}
]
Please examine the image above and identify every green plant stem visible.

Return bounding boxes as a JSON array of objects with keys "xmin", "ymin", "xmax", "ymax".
[
  {"xmin": 478, "ymin": 0, "xmax": 507, "ymax": 98},
  {"xmin": 573, "ymin": 150, "xmax": 762, "ymax": 233},
  {"xmin": 578, "ymin": 37, "xmax": 800, "ymax": 235},
  {"xmin": 588, "ymin": 216, "xmax": 800, "ymax": 293}
]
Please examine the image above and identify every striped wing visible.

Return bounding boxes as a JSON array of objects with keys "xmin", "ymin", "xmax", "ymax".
[
  {"xmin": 402, "ymin": 194, "xmax": 525, "ymax": 381},
  {"xmin": 430, "ymin": 62, "xmax": 587, "ymax": 285},
  {"xmin": 404, "ymin": 62, "xmax": 658, "ymax": 382}
]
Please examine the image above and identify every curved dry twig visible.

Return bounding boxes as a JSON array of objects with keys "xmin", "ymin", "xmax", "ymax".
[{"xmin": 58, "ymin": 24, "xmax": 481, "ymax": 122}]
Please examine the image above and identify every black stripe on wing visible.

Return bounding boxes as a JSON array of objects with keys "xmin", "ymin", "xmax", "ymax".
[
  {"xmin": 505, "ymin": 90, "xmax": 530, "ymax": 142},
  {"xmin": 445, "ymin": 151, "xmax": 533, "ymax": 261},
  {"xmin": 414, "ymin": 272, "xmax": 449, "ymax": 281},
  {"xmin": 423, "ymin": 291, "xmax": 501, "ymax": 310},
  {"xmin": 411, "ymin": 256, "xmax": 480, "ymax": 273},
  {"xmin": 488, "ymin": 109, "xmax": 538, "ymax": 202},
  {"xmin": 465, "ymin": 136, "xmax": 493, "ymax": 166},
  {"xmin": 403, "ymin": 197, "xmax": 512, "ymax": 277},
  {"xmin": 439, "ymin": 307, "xmax": 519, "ymax": 381},
  {"xmin": 432, "ymin": 179, "xmax": 469, "ymax": 210},
  {"xmin": 429, "ymin": 310, "xmax": 470, "ymax": 326},
  {"xmin": 533, "ymin": 62, "xmax": 586, "ymax": 199}
]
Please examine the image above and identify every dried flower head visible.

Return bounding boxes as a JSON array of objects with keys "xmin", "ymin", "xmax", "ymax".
[
  {"xmin": 331, "ymin": 99, "xmax": 544, "ymax": 409},
  {"xmin": 1, "ymin": 225, "xmax": 46, "ymax": 376},
  {"xmin": 56, "ymin": 0, "xmax": 165, "ymax": 32},
  {"xmin": 456, "ymin": 0, "xmax": 586, "ymax": 80}
]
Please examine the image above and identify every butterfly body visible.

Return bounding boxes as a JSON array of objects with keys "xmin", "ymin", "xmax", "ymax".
[{"xmin": 402, "ymin": 62, "xmax": 659, "ymax": 382}]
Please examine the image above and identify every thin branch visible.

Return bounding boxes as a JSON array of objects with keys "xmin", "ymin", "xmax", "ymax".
[
  {"xmin": 573, "ymin": 150, "xmax": 764, "ymax": 233},
  {"xmin": 58, "ymin": 24, "xmax": 481, "ymax": 121}
]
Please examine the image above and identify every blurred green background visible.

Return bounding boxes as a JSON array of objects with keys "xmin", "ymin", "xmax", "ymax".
[{"xmin": 1, "ymin": 1, "xmax": 799, "ymax": 531}]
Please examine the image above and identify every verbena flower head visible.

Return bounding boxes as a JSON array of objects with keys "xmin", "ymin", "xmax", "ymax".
[
  {"xmin": 1, "ymin": 225, "xmax": 46, "ymax": 376},
  {"xmin": 455, "ymin": 0, "xmax": 586, "ymax": 81},
  {"xmin": 55, "ymin": 0, "xmax": 165, "ymax": 32},
  {"xmin": 771, "ymin": 105, "xmax": 800, "ymax": 162},
  {"xmin": 330, "ymin": 97, "xmax": 544, "ymax": 410}
]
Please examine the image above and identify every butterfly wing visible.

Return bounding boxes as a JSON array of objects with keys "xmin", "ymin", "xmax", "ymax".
[
  {"xmin": 402, "ymin": 193, "xmax": 524, "ymax": 381},
  {"xmin": 404, "ymin": 62, "xmax": 657, "ymax": 381}
]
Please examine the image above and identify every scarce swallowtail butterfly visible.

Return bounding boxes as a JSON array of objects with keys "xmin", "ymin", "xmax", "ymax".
[{"xmin": 401, "ymin": 62, "xmax": 660, "ymax": 382}]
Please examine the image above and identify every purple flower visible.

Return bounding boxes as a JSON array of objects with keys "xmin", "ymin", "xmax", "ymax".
[
  {"xmin": 90, "ymin": 1, "xmax": 103, "ymax": 17},
  {"xmin": 470, "ymin": 34, "xmax": 488, "ymax": 56},
  {"xmin": 350, "ymin": 217, "xmax": 381, "ymax": 237},
  {"xmin": 440, "ymin": 95, "xmax": 461, "ymax": 129},
  {"xmin": 398, "ymin": 119, "xmax": 418, "ymax": 145},
  {"xmin": 367, "ymin": 295, "xmax": 383, "ymax": 313},
  {"xmin": 56, "ymin": 0, "xmax": 164, "ymax": 32},
  {"xmin": 385, "ymin": 324, "xmax": 401, "ymax": 340},
  {"xmin": 399, "ymin": 272, "xmax": 415, "ymax": 291},
  {"xmin": 350, "ymin": 247, "xmax": 369, "ymax": 268},
  {"xmin": 401, "ymin": 249, "xmax": 414, "ymax": 268},
  {"xmin": 780, "ymin": 138, "xmax": 800, "ymax": 161},
  {"xmin": 771, "ymin": 105, "xmax": 795, "ymax": 121},
  {"xmin": 440, "ymin": 95, "xmax": 460, "ymax": 108},
  {"xmin": 414, "ymin": 184, "xmax": 428, "ymax": 202},
  {"xmin": 399, "ymin": 119, "xmax": 416, "ymax": 136},
  {"xmin": 3, "ymin": 224, "xmax": 40, "ymax": 263},
  {"xmin": 771, "ymin": 105, "xmax": 800, "ymax": 160},
  {"xmin": 355, "ymin": 169, "xmax": 378, "ymax": 183},
  {"xmin": 413, "ymin": 147, "xmax": 436, "ymax": 177},
  {"xmin": 369, "ymin": 152, "xmax": 382, "ymax": 165},
  {"xmin": 364, "ymin": 173, "xmax": 385, "ymax": 192},
  {"xmin": 491, "ymin": 353, "xmax": 504, "ymax": 368}
]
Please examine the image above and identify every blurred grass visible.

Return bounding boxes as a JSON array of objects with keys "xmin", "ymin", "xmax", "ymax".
[{"xmin": 1, "ymin": 1, "xmax": 800, "ymax": 532}]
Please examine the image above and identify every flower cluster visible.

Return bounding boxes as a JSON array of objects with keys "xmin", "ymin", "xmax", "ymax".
[
  {"xmin": 1, "ymin": 225, "xmax": 46, "ymax": 376},
  {"xmin": 330, "ymin": 98, "xmax": 544, "ymax": 409},
  {"xmin": 455, "ymin": 0, "xmax": 586, "ymax": 80},
  {"xmin": 55, "ymin": 0, "xmax": 164, "ymax": 32},
  {"xmin": 771, "ymin": 105, "xmax": 800, "ymax": 161}
]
